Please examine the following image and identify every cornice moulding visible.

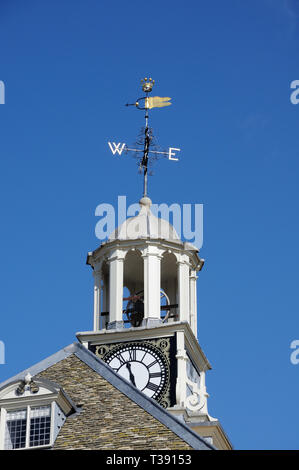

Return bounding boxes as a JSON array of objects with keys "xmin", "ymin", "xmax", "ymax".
[{"xmin": 76, "ymin": 322, "xmax": 211, "ymax": 372}]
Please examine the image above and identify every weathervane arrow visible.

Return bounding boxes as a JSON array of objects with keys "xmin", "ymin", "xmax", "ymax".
[{"xmin": 108, "ymin": 77, "xmax": 180, "ymax": 197}]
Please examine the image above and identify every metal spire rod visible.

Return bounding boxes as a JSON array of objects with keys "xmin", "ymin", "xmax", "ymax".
[
  {"xmin": 125, "ymin": 78, "xmax": 156, "ymax": 197},
  {"xmin": 142, "ymin": 101, "xmax": 149, "ymax": 197}
]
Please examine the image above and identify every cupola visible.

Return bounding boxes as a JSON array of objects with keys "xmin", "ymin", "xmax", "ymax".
[{"xmin": 87, "ymin": 196, "xmax": 204, "ymax": 335}]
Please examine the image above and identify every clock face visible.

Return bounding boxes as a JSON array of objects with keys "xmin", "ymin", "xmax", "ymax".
[{"xmin": 103, "ymin": 342, "xmax": 169, "ymax": 401}]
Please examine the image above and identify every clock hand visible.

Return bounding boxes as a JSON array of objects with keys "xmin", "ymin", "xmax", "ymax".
[{"xmin": 126, "ymin": 362, "xmax": 136, "ymax": 387}]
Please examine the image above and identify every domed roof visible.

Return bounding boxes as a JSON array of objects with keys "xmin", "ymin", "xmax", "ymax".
[{"xmin": 108, "ymin": 196, "xmax": 180, "ymax": 242}]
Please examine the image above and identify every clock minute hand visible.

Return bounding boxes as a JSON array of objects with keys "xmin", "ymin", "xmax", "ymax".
[{"xmin": 126, "ymin": 362, "xmax": 136, "ymax": 387}]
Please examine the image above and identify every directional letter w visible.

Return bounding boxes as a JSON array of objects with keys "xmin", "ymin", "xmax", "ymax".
[{"xmin": 108, "ymin": 142, "xmax": 126, "ymax": 156}]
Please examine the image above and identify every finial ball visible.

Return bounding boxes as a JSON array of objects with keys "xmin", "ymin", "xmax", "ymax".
[{"xmin": 139, "ymin": 196, "xmax": 152, "ymax": 208}]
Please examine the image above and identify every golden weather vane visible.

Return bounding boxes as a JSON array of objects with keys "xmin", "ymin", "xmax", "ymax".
[
  {"xmin": 108, "ymin": 78, "xmax": 180, "ymax": 197},
  {"xmin": 129, "ymin": 78, "xmax": 172, "ymax": 110}
]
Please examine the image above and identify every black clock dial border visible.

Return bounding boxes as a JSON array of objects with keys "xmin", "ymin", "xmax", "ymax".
[
  {"xmin": 103, "ymin": 342, "xmax": 169, "ymax": 401},
  {"xmin": 89, "ymin": 337, "xmax": 176, "ymax": 407}
]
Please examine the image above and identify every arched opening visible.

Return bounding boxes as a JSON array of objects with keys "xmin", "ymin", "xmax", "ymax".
[
  {"xmin": 123, "ymin": 250, "xmax": 144, "ymax": 327},
  {"xmin": 122, "ymin": 286, "xmax": 131, "ymax": 329},
  {"xmin": 161, "ymin": 252, "xmax": 178, "ymax": 323}
]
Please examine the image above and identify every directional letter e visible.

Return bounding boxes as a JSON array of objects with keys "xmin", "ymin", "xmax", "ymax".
[{"xmin": 168, "ymin": 147, "xmax": 180, "ymax": 161}]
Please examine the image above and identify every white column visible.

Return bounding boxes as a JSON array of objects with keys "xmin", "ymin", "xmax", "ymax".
[
  {"xmin": 93, "ymin": 269, "xmax": 102, "ymax": 331},
  {"xmin": 177, "ymin": 256, "xmax": 190, "ymax": 322},
  {"xmin": 0, "ymin": 408, "xmax": 7, "ymax": 449},
  {"xmin": 142, "ymin": 246, "xmax": 162, "ymax": 325},
  {"xmin": 175, "ymin": 331, "xmax": 188, "ymax": 407},
  {"xmin": 108, "ymin": 250, "xmax": 125, "ymax": 329},
  {"xmin": 189, "ymin": 269, "xmax": 198, "ymax": 336}
]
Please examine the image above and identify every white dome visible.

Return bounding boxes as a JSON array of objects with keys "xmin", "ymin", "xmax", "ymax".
[{"xmin": 108, "ymin": 197, "xmax": 180, "ymax": 242}]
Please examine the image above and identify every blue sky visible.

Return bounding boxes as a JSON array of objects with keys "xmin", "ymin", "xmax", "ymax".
[{"xmin": 0, "ymin": 0, "xmax": 299, "ymax": 450}]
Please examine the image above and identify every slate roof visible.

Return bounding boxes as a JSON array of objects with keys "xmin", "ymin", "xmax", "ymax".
[{"xmin": 0, "ymin": 342, "xmax": 214, "ymax": 450}]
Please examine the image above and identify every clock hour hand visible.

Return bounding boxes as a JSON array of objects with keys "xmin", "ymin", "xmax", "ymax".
[{"xmin": 126, "ymin": 362, "xmax": 136, "ymax": 387}]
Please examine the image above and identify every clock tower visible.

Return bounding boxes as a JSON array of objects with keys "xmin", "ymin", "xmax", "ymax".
[
  {"xmin": 76, "ymin": 195, "xmax": 231, "ymax": 448},
  {"xmin": 77, "ymin": 79, "xmax": 231, "ymax": 449}
]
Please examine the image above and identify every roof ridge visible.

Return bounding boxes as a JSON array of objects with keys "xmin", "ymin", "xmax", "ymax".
[{"xmin": 0, "ymin": 342, "xmax": 77, "ymax": 389}]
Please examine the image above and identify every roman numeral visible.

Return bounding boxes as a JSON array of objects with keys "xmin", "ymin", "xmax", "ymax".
[
  {"xmin": 149, "ymin": 372, "xmax": 162, "ymax": 379},
  {"xmin": 146, "ymin": 382, "xmax": 159, "ymax": 392},
  {"xmin": 140, "ymin": 351, "xmax": 147, "ymax": 362},
  {"xmin": 128, "ymin": 349, "xmax": 137, "ymax": 361},
  {"xmin": 116, "ymin": 353, "xmax": 126, "ymax": 365},
  {"xmin": 147, "ymin": 359, "xmax": 158, "ymax": 368}
]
